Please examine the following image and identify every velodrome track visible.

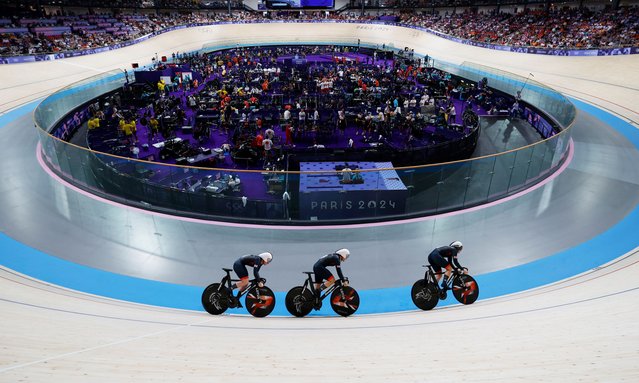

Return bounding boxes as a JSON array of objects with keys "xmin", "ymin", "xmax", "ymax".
[{"xmin": 0, "ymin": 22, "xmax": 638, "ymax": 381}]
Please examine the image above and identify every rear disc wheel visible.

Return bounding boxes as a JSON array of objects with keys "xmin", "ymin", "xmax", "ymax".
[
  {"xmin": 411, "ymin": 279, "xmax": 439, "ymax": 310},
  {"xmin": 201, "ymin": 283, "xmax": 229, "ymax": 315},
  {"xmin": 285, "ymin": 286, "xmax": 315, "ymax": 317}
]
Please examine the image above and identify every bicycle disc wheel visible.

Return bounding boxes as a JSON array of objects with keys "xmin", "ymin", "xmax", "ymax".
[
  {"xmin": 411, "ymin": 279, "xmax": 439, "ymax": 310},
  {"xmin": 330, "ymin": 286, "xmax": 359, "ymax": 317},
  {"xmin": 452, "ymin": 274, "xmax": 479, "ymax": 305},
  {"xmin": 285, "ymin": 286, "xmax": 314, "ymax": 317},
  {"xmin": 201, "ymin": 283, "xmax": 230, "ymax": 315},
  {"xmin": 245, "ymin": 286, "xmax": 276, "ymax": 318}
]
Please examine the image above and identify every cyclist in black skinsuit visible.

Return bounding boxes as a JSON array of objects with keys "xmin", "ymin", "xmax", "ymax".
[
  {"xmin": 313, "ymin": 249, "xmax": 350, "ymax": 294},
  {"xmin": 231, "ymin": 252, "xmax": 273, "ymax": 306},
  {"xmin": 427, "ymin": 241, "xmax": 466, "ymax": 291}
]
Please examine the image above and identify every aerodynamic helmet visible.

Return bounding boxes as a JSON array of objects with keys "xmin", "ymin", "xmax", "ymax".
[
  {"xmin": 450, "ymin": 241, "xmax": 463, "ymax": 253},
  {"xmin": 258, "ymin": 252, "xmax": 273, "ymax": 264},
  {"xmin": 335, "ymin": 248, "xmax": 350, "ymax": 261}
]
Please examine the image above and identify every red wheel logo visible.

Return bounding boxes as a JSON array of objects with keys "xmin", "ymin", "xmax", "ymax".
[
  {"xmin": 332, "ymin": 289, "xmax": 358, "ymax": 310},
  {"xmin": 248, "ymin": 293, "xmax": 274, "ymax": 314},
  {"xmin": 458, "ymin": 281, "xmax": 477, "ymax": 304}
]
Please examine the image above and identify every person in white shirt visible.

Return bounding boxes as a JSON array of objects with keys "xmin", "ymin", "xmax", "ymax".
[
  {"xmin": 263, "ymin": 138, "xmax": 273, "ymax": 151},
  {"xmin": 283, "ymin": 109, "xmax": 291, "ymax": 122},
  {"xmin": 341, "ymin": 167, "xmax": 353, "ymax": 183},
  {"xmin": 337, "ymin": 109, "xmax": 346, "ymax": 133},
  {"xmin": 448, "ymin": 104, "xmax": 457, "ymax": 125},
  {"xmin": 262, "ymin": 137, "xmax": 273, "ymax": 159},
  {"xmin": 265, "ymin": 128, "xmax": 275, "ymax": 140}
]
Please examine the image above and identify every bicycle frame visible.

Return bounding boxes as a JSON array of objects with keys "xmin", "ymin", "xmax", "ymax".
[
  {"xmin": 424, "ymin": 265, "xmax": 461, "ymax": 288},
  {"xmin": 300, "ymin": 272, "xmax": 341, "ymax": 302},
  {"xmin": 221, "ymin": 269, "xmax": 259, "ymax": 299}
]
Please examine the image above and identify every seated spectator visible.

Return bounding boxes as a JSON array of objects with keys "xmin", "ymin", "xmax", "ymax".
[{"xmin": 87, "ymin": 116, "xmax": 101, "ymax": 130}]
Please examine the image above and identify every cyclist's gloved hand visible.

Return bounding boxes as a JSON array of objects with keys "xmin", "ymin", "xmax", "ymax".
[
  {"xmin": 258, "ymin": 278, "xmax": 266, "ymax": 288},
  {"xmin": 462, "ymin": 267, "xmax": 468, "ymax": 274},
  {"xmin": 342, "ymin": 278, "xmax": 349, "ymax": 287}
]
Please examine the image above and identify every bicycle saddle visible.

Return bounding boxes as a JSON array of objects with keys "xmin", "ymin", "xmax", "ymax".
[{"xmin": 222, "ymin": 268, "xmax": 233, "ymax": 272}]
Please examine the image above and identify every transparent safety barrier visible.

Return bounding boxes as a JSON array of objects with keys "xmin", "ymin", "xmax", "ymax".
[{"xmin": 35, "ymin": 56, "xmax": 574, "ymax": 224}]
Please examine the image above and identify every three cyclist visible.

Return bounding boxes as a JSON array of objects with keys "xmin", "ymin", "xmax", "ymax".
[{"xmin": 427, "ymin": 241, "xmax": 467, "ymax": 292}]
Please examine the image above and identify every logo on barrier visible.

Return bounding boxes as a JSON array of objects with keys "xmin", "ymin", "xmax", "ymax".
[{"xmin": 310, "ymin": 199, "xmax": 397, "ymax": 211}]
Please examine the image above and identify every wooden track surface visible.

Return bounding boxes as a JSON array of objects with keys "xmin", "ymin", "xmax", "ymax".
[{"xmin": 0, "ymin": 22, "xmax": 638, "ymax": 381}]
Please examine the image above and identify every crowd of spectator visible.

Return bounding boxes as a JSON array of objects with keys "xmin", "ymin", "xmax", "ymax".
[
  {"xmin": 1, "ymin": 6, "xmax": 637, "ymax": 56},
  {"xmin": 403, "ymin": 7, "xmax": 639, "ymax": 49},
  {"xmin": 0, "ymin": 12, "xmax": 248, "ymax": 55}
]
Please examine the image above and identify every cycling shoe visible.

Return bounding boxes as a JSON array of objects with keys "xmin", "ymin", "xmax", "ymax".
[{"xmin": 230, "ymin": 296, "xmax": 242, "ymax": 308}]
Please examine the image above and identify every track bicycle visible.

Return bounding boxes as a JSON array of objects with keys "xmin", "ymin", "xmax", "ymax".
[
  {"xmin": 411, "ymin": 265, "xmax": 479, "ymax": 310},
  {"xmin": 285, "ymin": 272, "xmax": 360, "ymax": 317},
  {"xmin": 201, "ymin": 268, "xmax": 276, "ymax": 318}
]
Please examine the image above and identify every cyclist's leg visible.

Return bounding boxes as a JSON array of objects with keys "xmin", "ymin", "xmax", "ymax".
[
  {"xmin": 441, "ymin": 264, "xmax": 454, "ymax": 290},
  {"xmin": 427, "ymin": 250, "xmax": 446, "ymax": 283},
  {"xmin": 232, "ymin": 261, "xmax": 249, "ymax": 295},
  {"xmin": 323, "ymin": 275, "xmax": 336, "ymax": 290},
  {"xmin": 313, "ymin": 265, "xmax": 332, "ymax": 292}
]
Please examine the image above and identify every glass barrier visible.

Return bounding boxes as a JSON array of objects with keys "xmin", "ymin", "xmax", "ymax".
[
  {"xmin": 35, "ymin": 70, "xmax": 126, "ymax": 133},
  {"xmin": 432, "ymin": 60, "xmax": 576, "ymax": 128},
  {"xmin": 35, "ymin": 57, "xmax": 575, "ymax": 225}
]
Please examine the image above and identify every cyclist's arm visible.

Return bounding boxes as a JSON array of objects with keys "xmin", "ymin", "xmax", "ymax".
[
  {"xmin": 335, "ymin": 264, "xmax": 345, "ymax": 280},
  {"xmin": 253, "ymin": 264, "xmax": 261, "ymax": 280},
  {"xmin": 452, "ymin": 256, "xmax": 463, "ymax": 270}
]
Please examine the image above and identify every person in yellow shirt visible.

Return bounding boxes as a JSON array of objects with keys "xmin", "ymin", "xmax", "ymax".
[
  {"xmin": 122, "ymin": 121, "xmax": 133, "ymax": 143},
  {"xmin": 87, "ymin": 116, "xmax": 100, "ymax": 130},
  {"xmin": 157, "ymin": 79, "xmax": 166, "ymax": 96},
  {"xmin": 149, "ymin": 117, "xmax": 159, "ymax": 139},
  {"xmin": 129, "ymin": 120, "xmax": 138, "ymax": 142},
  {"xmin": 118, "ymin": 118, "xmax": 126, "ymax": 137}
]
